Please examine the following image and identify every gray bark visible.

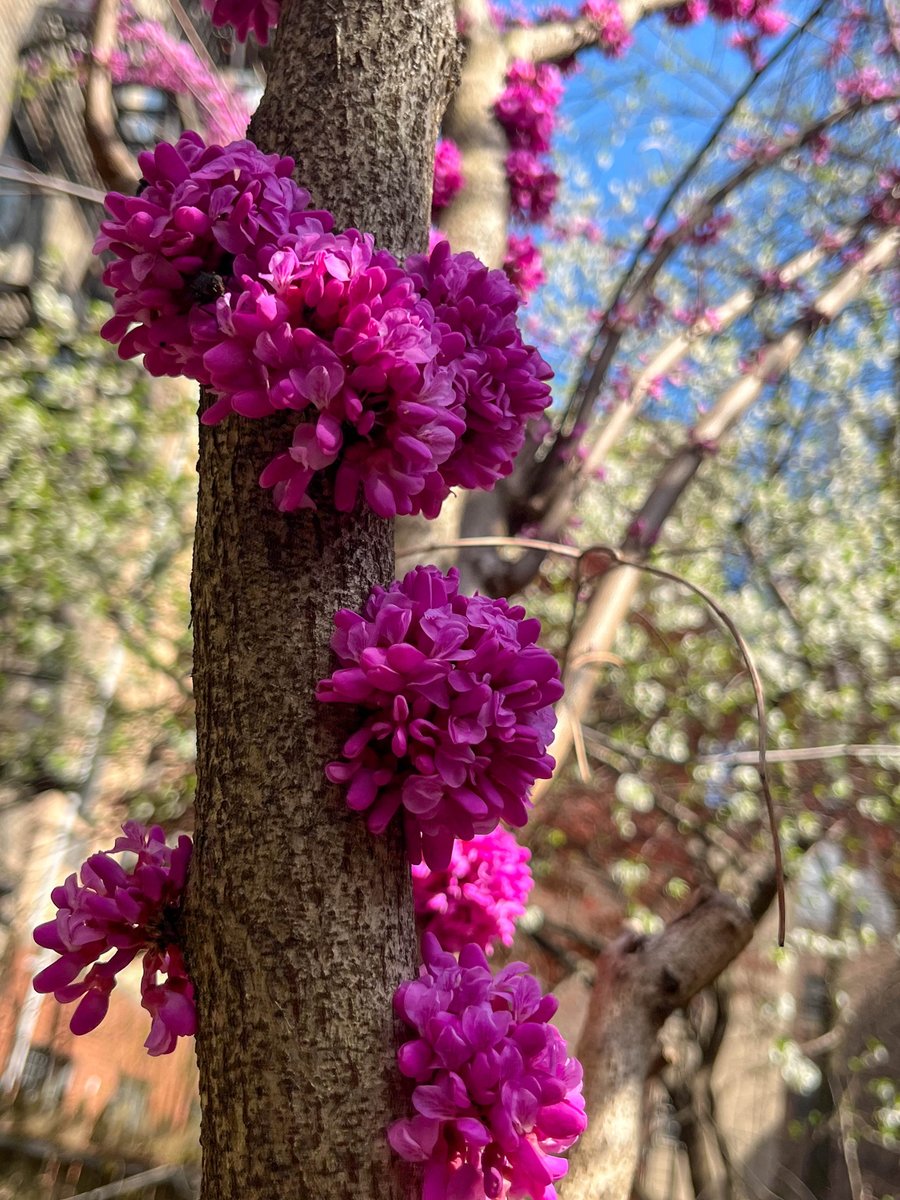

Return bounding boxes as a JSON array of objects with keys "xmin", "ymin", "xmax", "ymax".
[
  {"xmin": 562, "ymin": 891, "xmax": 754, "ymax": 1200},
  {"xmin": 185, "ymin": 4, "xmax": 459, "ymax": 1200}
]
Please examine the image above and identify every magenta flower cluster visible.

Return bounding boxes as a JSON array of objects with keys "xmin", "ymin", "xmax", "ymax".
[
  {"xmin": 32, "ymin": 822, "xmax": 194, "ymax": 1057},
  {"xmin": 504, "ymin": 234, "xmax": 547, "ymax": 302},
  {"xmin": 95, "ymin": 132, "xmax": 328, "ymax": 381},
  {"xmin": 581, "ymin": 1, "xmax": 633, "ymax": 58},
  {"xmin": 96, "ymin": 132, "xmax": 552, "ymax": 517},
  {"xmin": 495, "ymin": 61, "xmax": 561, "ymax": 228},
  {"xmin": 109, "ymin": 8, "xmax": 249, "ymax": 145},
  {"xmin": 406, "ymin": 242, "xmax": 553, "ymax": 489},
  {"xmin": 388, "ymin": 935, "xmax": 587, "ymax": 1200},
  {"xmin": 433, "ymin": 139, "xmax": 465, "ymax": 213},
  {"xmin": 201, "ymin": 0, "xmax": 281, "ymax": 44},
  {"xmin": 317, "ymin": 565, "xmax": 563, "ymax": 870},
  {"xmin": 412, "ymin": 828, "xmax": 534, "ymax": 954}
]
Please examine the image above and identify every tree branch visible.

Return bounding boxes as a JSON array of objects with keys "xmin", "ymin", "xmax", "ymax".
[
  {"xmin": 561, "ymin": 889, "xmax": 755, "ymax": 1200},
  {"xmin": 83, "ymin": 0, "xmax": 140, "ymax": 195},
  {"xmin": 543, "ymin": 92, "xmax": 885, "ymax": 482},
  {"xmin": 500, "ymin": 224, "xmax": 858, "ymax": 593},
  {"xmin": 503, "ymin": 0, "xmax": 697, "ymax": 64},
  {"xmin": 537, "ymin": 224, "xmax": 899, "ymax": 815}
]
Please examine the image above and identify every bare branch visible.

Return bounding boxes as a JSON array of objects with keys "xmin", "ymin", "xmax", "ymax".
[
  {"xmin": 562, "ymin": 890, "xmax": 755, "ymax": 1200},
  {"xmin": 547, "ymin": 93, "xmax": 886, "ymax": 469},
  {"xmin": 538, "ymin": 224, "xmax": 899, "ymax": 821},
  {"xmin": 0, "ymin": 157, "xmax": 106, "ymax": 203},
  {"xmin": 83, "ymin": 0, "xmax": 140, "ymax": 194}
]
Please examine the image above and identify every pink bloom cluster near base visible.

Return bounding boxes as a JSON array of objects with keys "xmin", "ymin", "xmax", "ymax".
[
  {"xmin": 94, "ymin": 133, "xmax": 552, "ymax": 519},
  {"xmin": 317, "ymin": 565, "xmax": 563, "ymax": 869},
  {"xmin": 32, "ymin": 822, "xmax": 194, "ymax": 1057},
  {"xmin": 388, "ymin": 935, "xmax": 587, "ymax": 1200},
  {"xmin": 412, "ymin": 828, "xmax": 534, "ymax": 954}
]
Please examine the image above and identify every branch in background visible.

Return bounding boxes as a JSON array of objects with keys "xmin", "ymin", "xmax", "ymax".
[
  {"xmin": 503, "ymin": 0, "xmax": 703, "ymax": 64},
  {"xmin": 0, "ymin": 158, "xmax": 106, "ymax": 203},
  {"xmin": 537, "ymin": 225, "xmax": 899, "ymax": 825},
  {"xmin": 539, "ymin": 93, "xmax": 886, "ymax": 488},
  {"xmin": 561, "ymin": 889, "xmax": 755, "ymax": 1200},
  {"xmin": 700, "ymin": 743, "xmax": 900, "ymax": 766},
  {"xmin": 84, "ymin": 0, "xmax": 140, "ymax": 195},
  {"xmin": 492, "ymin": 223, "xmax": 858, "ymax": 595},
  {"xmin": 68, "ymin": 1165, "xmax": 195, "ymax": 1200}
]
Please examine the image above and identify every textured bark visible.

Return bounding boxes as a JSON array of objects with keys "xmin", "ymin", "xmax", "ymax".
[
  {"xmin": 185, "ymin": 5, "xmax": 458, "ymax": 1200},
  {"xmin": 562, "ymin": 891, "xmax": 755, "ymax": 1200}
]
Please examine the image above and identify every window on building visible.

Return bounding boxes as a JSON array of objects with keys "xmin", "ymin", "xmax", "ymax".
[{"xmin": 19, "ymin": 1045, "xmax": 71, "ymax": 1108}]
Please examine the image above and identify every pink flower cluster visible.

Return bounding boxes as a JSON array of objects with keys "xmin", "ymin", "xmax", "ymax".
[
  {"xmin": 32, "ymin": 822, "xmax": 194, "ymax": 1057},
  {"xmin": 412, "ymin": 828, "xmax": 534, "ymax": 954},
  {"xmin": 433, "ymin": 139, "xmax": 465, "ymax": 212},
  {"xmin": 95, "ymin": 133, "xmax": 327, "ymax": 380},
  {"xmin": 581, "ymin": 0, "xmax": 633, "ymax": 58},
  {"xmin": 406, "ymin": 242, "xmax": 554, "ymax": 490},
  {"xmin": 207, "ymin": 233, "xmax": 462, "ymax": 517},
  {"xmin": 96, "ymin": 133, "xmax": 552, "ymax": 517},
  {"xmin": 495, "ymin": 61, "xmax": 562, "ymax": 228},
  {"xmin": 201, "ymin": 0, "xmax": 281, "ymax": 44},
  {"xmin": 504, "ymin": 234, "xmax": 546, "ymax": 302},
  {"xmin": 869, "ymin": 169, "xmax": 900, "ymax": 226},
  {"xmin": 388, "ymin": 935, "xmax": 587, "ymax": 1200},
  {"xmin": 317, "ymin": 565, "xmax": 563, "ymax": 869},
  {"xmin": 836, "ymin": 67, "xmax": 897, "ymax": 104},
  {"xmin": 110, "ymin": 9, "xmax": 250, "ymax": 145},
  {"xmin": 494, "ymin": 62, "xmax": 564, "ymax": 156},
  {"xmin": 667, "ymin": 0, "xmax": 788, "ymax": 65}
]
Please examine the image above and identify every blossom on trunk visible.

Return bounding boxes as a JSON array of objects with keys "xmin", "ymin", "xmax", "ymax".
[
  {"xmin": 388, "ymin": 935, "xmax": 587, "ymax": 1200},
  {"xmin": 412, "ymin": 828, "xmax": 534, "ymax": 954},
  {"xmin": 95, "ymin": 132, "xmax": 330, "ymax": 381},
  {"xmin": 202, "ymin": 232, "xmax": 464, "ymax": 518},
  {"xmin": 433, "ymin": 139, "xmax": 465, "ymax": 212},
  {"xmin": 32, "ymin": 822, "xmax": 194, "ymax": 1056},
  {"xmin": 407, "ymin": 240, "xmax": 553, "ymax": 490},
  {"xmin": 317, "ymin": 565, "xmax": 562, "ymax": 869}
]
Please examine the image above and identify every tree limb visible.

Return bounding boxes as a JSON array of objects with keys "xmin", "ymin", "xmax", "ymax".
[
  {"xmin": 503, "ymin": 0, "xmax": 699, "ymax": 64},
  {"xmin": 496, "ymin": 223, "xmax": 858, "ymax": 595},
  {"xmin": 83, "ymin": 0, "xmax": 140, "ymax": 195},
  {"xmin": 561, "ymin": 889, "xmax": 755, "ymax": 1200},
  {"xmin": 540, "ymin": 93, "xmax": 886, "ymax": 488},
  {"xmin": 537, "ymin": 224, "xmax": 899, "ymax": 812}
]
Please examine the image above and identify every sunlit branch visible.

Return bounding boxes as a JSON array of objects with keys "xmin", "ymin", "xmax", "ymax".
[
  {"xmin": 498, "ymin": 223, "xmax": 859, "ymax": 595},
  {"xmin": 84, "ymin": 0, "xmax": 140, "ymax": 194},
  {"xmin": 537, "ymin": 229, "xmax": 898, "ymax": 861},
  {"xmin": 542, "ymin": 92, "xmax": 887, "ymax": 483}
]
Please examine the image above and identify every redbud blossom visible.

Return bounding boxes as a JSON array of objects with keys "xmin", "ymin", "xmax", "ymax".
[
  {"xmin": 32, "ymin": 822, "xmax": 194, "ymax": 1057},
  {"xmin": 318, "ymin": 566, "xmax": 563, "ymax": 869},
  {"xmin": 388, "ymin": 935, "xmax": 587, "ymax": 1200}
]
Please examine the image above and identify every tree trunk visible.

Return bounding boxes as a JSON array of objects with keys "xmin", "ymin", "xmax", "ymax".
[{"xmin": 185, "ymin": 5, "xmax": 458, "ymax": 1200}]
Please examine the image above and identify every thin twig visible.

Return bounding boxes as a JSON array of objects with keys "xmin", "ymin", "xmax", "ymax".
[{"xmin": 399, "ymin": 534, "xmax": 786, "ymax": 944}]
